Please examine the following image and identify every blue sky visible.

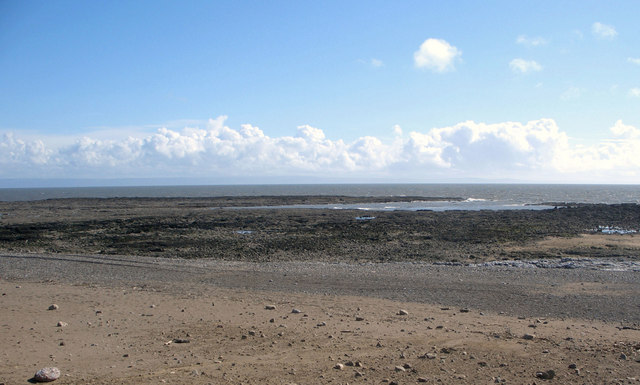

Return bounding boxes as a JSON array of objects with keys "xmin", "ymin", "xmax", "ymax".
[{"xmin": 1, "ymin": 0, "xmax": 639, "ymax": 185}]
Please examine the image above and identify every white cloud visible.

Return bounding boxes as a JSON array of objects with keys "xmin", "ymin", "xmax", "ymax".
[
  {"xmin": 561, "ymin": 86, "xmax": 585, "ymax": 101},
  {"xmin": 509, "ymin": 58, "xmax": 542, "ymax": 74},
  {"xmin": 592, "ymin": 22, "xmax": 617, "ymax": 39},
  {"xmin": 370, "ymin": 58, "xmax": 384, "ymax": 68},
  {"xmin": 413, "ymin": 38, "xmax": 461, "ymax": 72},
  {"xmin": 629, "ymin": 58, "xmax": 640, "ymax": 65},
  {"xmin": 516, "ymin": 35, "xmax": 547, "ymax": 46},
  {"xmin": 3, "ymin": 117, "xmax": 640, "ymax": 182},
  {"xmin": 629, "ymin": 88, "xmax": 640, "ymax": 98}
]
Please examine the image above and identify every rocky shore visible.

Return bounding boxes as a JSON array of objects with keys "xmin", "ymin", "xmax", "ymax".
[{"xmin": 0, "ymin": 197, "xmax": 639, "ymax": 263}]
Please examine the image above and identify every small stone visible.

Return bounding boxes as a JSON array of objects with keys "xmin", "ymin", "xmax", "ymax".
[
  {"xmin": 422, "ymin": 353, "xmax": 437, "ymax": 359},
  {"xmin": 355, "ymin": 316, "xmax": 365, "ymax": 321},
  {"xmin": 265, "ymin": 305, "xmax": 277, "ymax": 310},
  {"xmin": 317, "ymin": 322, "xmax": 326, "ymax": 327},
  {"xmin": 568, "ymin": 363, "xmax": 577, "ymax": 369},
  {"xmin": 56, "ymin": 321, "xmax": 68, "ymax": 327},
  {"xmin": 334, "ymin": 363, "xmax": 344, "ymax": 370},
  {"xmin": 172, "ymin": 338, "xmax": 190, "ymax": 343},
  {"xmin": 291, "ymin": 308, "xmax": 301, "ymax": 314},
  {"xmin": 535, "ymin": 370, "xmax": 555, "ymax": 380},
  {"xmin": 418, "ymin": 377, "xmax": 428, "ymax": 382},
  {"xmin": 397, "ymin": 309, "xmax": 409, "ymax": 316},
  {"xmin": 620, "ymin": 353, "xmax": 628, "ymax": 360},
  {"xmin": 402, "ymin": 363, "xmax": 412, "ymax": 369},
  {"xmin": 459, "ymin": 308, "xmax": 470, "ymax": 313},
  {"xmin": 34, "ymin": 367, "xmax": 60, "ymax": 382},
  {"xmin": 48, "ymin": 304, "xmax": 59, "ymax": 311},
  {"xmin": 394, "ymin": 365, "xmax": 406, "ymax": 372},
  {"xmin": 522, "ymin": 334, "xmax": 535, "ymax": 340},
  {"xmin": 355, "ymin": 371, "xmax": 364, "ymax": 377}
]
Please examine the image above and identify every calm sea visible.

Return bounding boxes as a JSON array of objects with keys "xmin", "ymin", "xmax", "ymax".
[{"xmin": 0, "ymin": 184, "xmax": 639, "ymax": 206}]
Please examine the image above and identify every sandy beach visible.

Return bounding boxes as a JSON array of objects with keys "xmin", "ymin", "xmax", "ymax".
[{"xmin": 1, "ymin": 197, "xmax": 639, "ymax": 384}]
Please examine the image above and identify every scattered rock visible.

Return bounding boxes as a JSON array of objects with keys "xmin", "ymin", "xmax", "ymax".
[
  {"xmin": 48, "ymin": 304, "xmax": 59, "ymax": 311},
  {"xmin": 397, "ymin": 309, "xmax": 409, "ymax": 316},
  {"xmin": 459, "ymin": 308, "xmax": 470, "ymax": 313},
  {"xmin": 522, "ymin": 334, "xmax": 535, "ymax": 340},
  {"xmin": 402, "ymin": 363, "xmax": 412, "ymax": 369},
  {"xmin": 265, "ymin": 305, "xmax": 277, "ymax": 310},
  {"xmin": 418, "ymin": 377, "xmax": 428, "ymax": 382},
  {"xmin": 334, "ymin": 363, "xmax": 344, "ymax": 370},
  {"xmin": 568, "ymin": 363, "xmax": 577, "ymax": 369},
  {"xmin": 355, "ymin": 316, "xmax": 365, "ymax": 321},
  {"xmin": 291, "ymin": 308, "xmax": 301, "ymax": 314},
  {"xmin": 172, "ymin": 338, "xmax": 190, "ymax": 344},
  {"xmin": 535, "ymin": 370, "xmax": 556, "ymax": 380},
  {"xmin": 394, "ymin": 365, "xmax": 406, "ymax": 372},
  {"xmin": 619, "ymin": 353, "xmax": 628, "ymax": 360},
  {"xmin": 34, "ymin": 367, "xmax": 60, "ymax": 382},
  {"xmin": 317, "ymin": 322, "xmax": 326, "ymax": 327},
  {"xmin": 355, "ymin": 371, "xmax": 364, "ymax": 377},
  {"xmin": 56, "ymin": 321, "xmax": 68, "ymax": 327},
  {"xmin": 420, "ymin": 353, "xmax": 437, "ymax": 359}
]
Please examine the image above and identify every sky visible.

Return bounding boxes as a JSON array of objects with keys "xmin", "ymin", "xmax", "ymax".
[{"xmin": 1, "ymin": 0, "xmax": 639, "ymax": 186}]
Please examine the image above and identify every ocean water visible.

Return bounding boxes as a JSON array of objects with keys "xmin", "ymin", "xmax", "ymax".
[{"xmin": 0, "ymin": 184, "xmax": 639, "ymax": 207}]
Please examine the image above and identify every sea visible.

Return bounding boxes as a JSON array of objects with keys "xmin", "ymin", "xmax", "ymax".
[{"xmin": 0, "ymin": 184, "xmax": 639, "ymax": 211}]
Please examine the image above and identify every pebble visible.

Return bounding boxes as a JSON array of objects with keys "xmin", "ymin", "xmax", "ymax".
[
  {"xmin": 265, "ymin": 305, "xmax": 277, "ymax": 310},
  {"xmin": 522, "ymin": 334, "xmax": 535, "ymax": 340},
  {"xmin": 34, "ymin": 367, "xmax": 60, "ymax": 382},
  {"xmin": 397, "ymin": 309, "xmax": 409, "ymax": 316},
  {"xmin": 334, "ymin": 363, "xmax": 344, "ymax": 370},
  {"xmin": 56, "ymin": 321, "xmax": 68, "ymax": 327},
  {"xmin": 418, "ymin": 377, "xmax": 428, "ymax": 382},
  {"xmin": 48, "ymin": 304, "xmax": 59, "ymax": 311},
  {"xmin": 355, "ymin": 316, "xmax": 365, "ymax": 321},
  {"xmin": 535, "ymin": 369, "xmax": 556, "ymax": 380},
  {"xmin": 394, "ymin": 365, "xmax": 406, "ymax": 372},
  {"xmin": 291, "ymin": 308, "xmax": 301, "ymax": 314}
]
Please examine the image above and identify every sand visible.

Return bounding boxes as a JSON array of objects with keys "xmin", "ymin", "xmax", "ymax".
[{"xmin": 1, "ymin": 279, "xmax": 639, "ymax": 385}]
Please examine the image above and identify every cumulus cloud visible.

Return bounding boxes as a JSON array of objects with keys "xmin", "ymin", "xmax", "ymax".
[
  {"xmin": 592, "ymin": 22, "xmax": 617, "ymax": 39},
  {"xmin": 509, "ymin": 58, "xmax": 542, "ymax": 74},
  {"xmin": 3, "ymin": 117, "xmax": 640, "ymax": 182},
  {"xmin": 413, "ymin": 38, "xmax": 461, "ymax": 72},
  {"xmin": 629, "ymin": 58, "xmax": 640, "ymax": 65},
  {"xmin": 629, "ymin": 88, "xmax": 640, "ymax": 98},
  {"xmin": 516, "ymin": 35, "xmax": 547, "ymax": 46}
]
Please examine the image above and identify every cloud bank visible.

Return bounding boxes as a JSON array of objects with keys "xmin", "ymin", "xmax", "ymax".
[{"xmin": 2, "ymin": 117, "xmax": 640, "ymax": 183}]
